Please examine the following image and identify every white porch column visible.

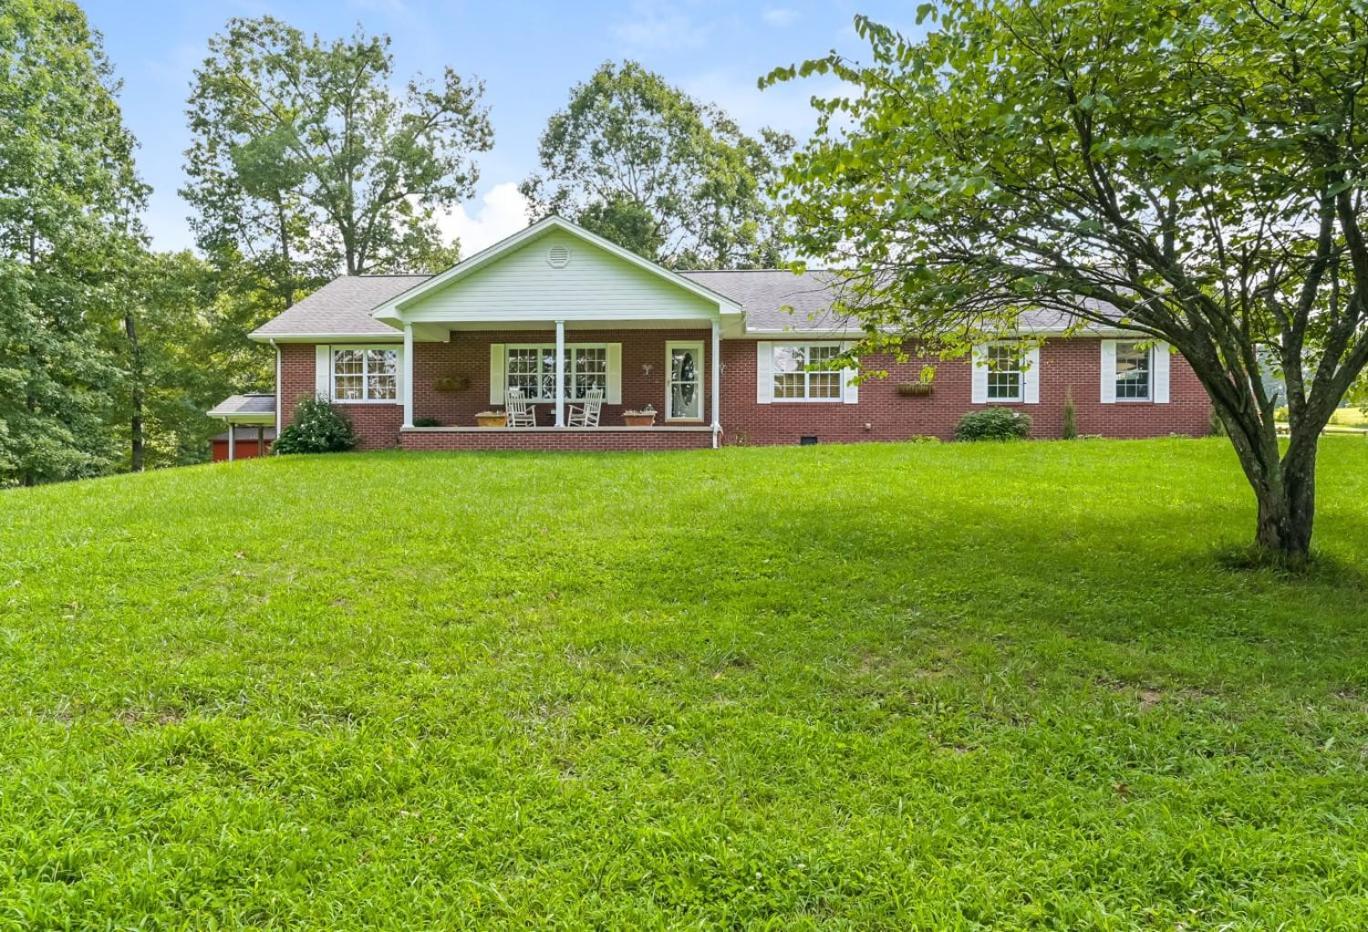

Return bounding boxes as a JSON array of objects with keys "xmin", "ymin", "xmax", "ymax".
[
  {"xmin": 711, "ymin": 318, "xmax": 722, "ymax": 447},
  {"xmin": 554, "ymin": 319, "xmax": 566, "ymax": 427},
  {"xmin": 227, "ymin": 425, "xmax": 236, "ymax": 462},
  {"xmin": 402, "ymin": 323, "xmax": 414, "ymax": 429}
]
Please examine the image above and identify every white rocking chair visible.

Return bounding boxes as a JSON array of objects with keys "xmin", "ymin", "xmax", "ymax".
[
  {"xmin": 566, "ymin": 388, "xmax": 604, "ymax": 428},
  {"xmin": 506, "ymin": 387, "xmax": 536, "ymax": 427}
]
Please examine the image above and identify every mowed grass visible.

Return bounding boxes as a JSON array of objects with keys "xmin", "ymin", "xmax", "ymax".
[{"xmin": 2, "ymin": 439, "xmax": 1367, "ymax": 929}]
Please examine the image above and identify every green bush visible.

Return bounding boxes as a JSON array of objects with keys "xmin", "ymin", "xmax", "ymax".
[
  {"xmin": 412, "ymin": 416, "xmax": 441, "ymax": 427},
  {"xmin": 955, "ymin": 407, "xmax": 1032, "ymax": 441},
  {"xmin": 273, "ymin": 397, "xmax": 358, "ymax": 454}
]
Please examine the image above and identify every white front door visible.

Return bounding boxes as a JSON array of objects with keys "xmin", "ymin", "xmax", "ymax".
[{"xmin": 666, "ymin": 341, "xmax": 704, "ymax": 421}]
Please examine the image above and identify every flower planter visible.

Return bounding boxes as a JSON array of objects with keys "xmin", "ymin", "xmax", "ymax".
[
  {"xmin": 622, "ymin": 413, "xmax": 656, "ymax": 427},
  {"xmin": 897, "ymin": 382, "xmax": 935, "ymax": 398},
  {"xmin": 475, "ymin": 412, "xmax": 507, "ymax": 428}
]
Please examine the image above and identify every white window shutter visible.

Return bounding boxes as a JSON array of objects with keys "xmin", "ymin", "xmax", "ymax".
[
  {"xmin": 1100, "ymin": 340, "xmax": 1118, "ymax": 404},
  {"xmin": 756, "ymin": 342, "xmax": 773, "ymax": 404},
  {"xmin": 605, "ymin": 343, "xmax": 622, "ymax": 404},
  {"xmin": 842, "ymin": 342, "xmax": 859, "ymax": 404},
  {"xmin": 970, "ymin": 344, "xmax": 989, "ymax": 404},
  {"xmin": 1153, "ymin": 343, "xmax": 1171, "ymax": 403},
  {"xmin": 1023, "ymin": 346, "xmax": 1041, "ymax": 404},
  {"xmin": 489, "ymin": 343, "xmax": 505, "ymax": 405},
  {"xmin": 314, "ymin": 345, "xmax": 331, "ymax": 399}
]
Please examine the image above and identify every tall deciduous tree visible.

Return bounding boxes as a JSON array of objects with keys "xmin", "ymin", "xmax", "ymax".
[
  {"xmin": 183, "ymin": 16, "xmax": 492, "ymax": 310},
  {"xmin": 767, "ymin": 2, "xmax": 1368, "ymax": 564},
  {"xmin": 521, "ymin": 61, "xmax": 793, "ymax": 269},
  {"xmin": 0, "ymin": 0, "xmax": 147, "ymax": 486}
]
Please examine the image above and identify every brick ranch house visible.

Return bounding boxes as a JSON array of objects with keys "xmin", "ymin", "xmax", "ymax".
[{"xmin": 209, "ymin": 216, "xmax": 1210, "ymax": 454}]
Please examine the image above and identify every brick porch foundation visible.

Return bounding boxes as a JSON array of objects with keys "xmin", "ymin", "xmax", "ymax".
[{"xmin": 399, "ymin": 426, "xmax": 715, "ymax": 452}]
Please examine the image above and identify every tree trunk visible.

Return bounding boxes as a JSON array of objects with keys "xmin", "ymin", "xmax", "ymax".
[
  {"xmin": 1253, "ymin": 470, "xmax": 1315, "ymax": 565},
  {"xmin": 1256, "ymin": 436, "xmax": 1318, "ymax": 564},
  {"xmin": 1214, "ymin": 402, "xmax": 1319, "ymax": 567},
  {"xmin": 124, "ymin": 312, "xmax": 145, "ymax": 472}
]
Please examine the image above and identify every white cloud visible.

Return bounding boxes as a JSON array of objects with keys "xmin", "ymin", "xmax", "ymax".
[
  {"xmin": 437, "ymin": 182, "xmax": 531, "ymax": 257},
  {"xmin": 762, "ymin": 7, "xmax": 798, "ymax": 27},
  {"xmin": 613, "ymin": 1, "xmax": 709, "ymax": 50}
]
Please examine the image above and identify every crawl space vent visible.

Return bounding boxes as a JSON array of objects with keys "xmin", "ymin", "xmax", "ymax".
[{"xmin": 547, "ymin": 245, "xmax": 570, "ymax": 268}]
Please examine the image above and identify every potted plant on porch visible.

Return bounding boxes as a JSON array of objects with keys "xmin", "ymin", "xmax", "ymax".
[
  {"xmin": 622, "ymin": 404, "xmax": 656, "ymax": 427},
  {"xmin": 475, "ymin": 410, "xmax": 507, "ymax": 427}
]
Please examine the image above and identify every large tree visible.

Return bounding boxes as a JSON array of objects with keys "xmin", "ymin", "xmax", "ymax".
[
  {"xmin": 183, "ymin": 16, "xmax": 490, "ymax": 310},
  {"xmin": 521, "ymin": 61, "xmax": 793, "ymax": 269},
  {"xmin": 0, "ymin": 0, "xmax": 147, "ymax": 486},
  {"xmin": 767, "ymin": 1, "xmax": 1368, "ymax": 564}
]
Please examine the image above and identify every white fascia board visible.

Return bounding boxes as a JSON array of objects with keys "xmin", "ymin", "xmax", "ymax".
[
  {"xmin": 371, "ymin": 216, "xmax": 743, "ymax": 323},
  {"xmin": 207, "ymin": 411, "xmax": 276, "ymax": 424},
  {"xmin": 248, "ymin": 332, "xmax": 403, "ymax": 344}
]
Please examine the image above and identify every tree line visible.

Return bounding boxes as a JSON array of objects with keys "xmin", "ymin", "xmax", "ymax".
[{"xmin": 0, "ymin": 1, "xmax": 792, "ymax": 486}]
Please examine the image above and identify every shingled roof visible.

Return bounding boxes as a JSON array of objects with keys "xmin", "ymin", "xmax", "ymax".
[
  {"xmin": 251, "ymin": 275, "xmax": 429, "ymax": 338},
  {"xmin": 249, "ymin": 267, "xmax": 1107, "ymax": 338}
]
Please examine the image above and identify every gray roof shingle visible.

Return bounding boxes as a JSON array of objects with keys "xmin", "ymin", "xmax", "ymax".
[
  {"xmin": 680, "ymin": 270, "xmax": 857, "ymax": 331},
  {"xmin": 249, "ymin": 268, "xmax": 1115, "ymax": 338},
  {"xmin": 250, "ymin": 275, "xmax": 428, "ymax": 338},
  {"xmin": 207, "ymin": 393, "xmax": 277, "ymax": 419}
]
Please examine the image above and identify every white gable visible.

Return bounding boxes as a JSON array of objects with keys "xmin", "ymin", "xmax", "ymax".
[{"xmin": 392, "ymin": 228, "xmax": 724, "ymax": 324}]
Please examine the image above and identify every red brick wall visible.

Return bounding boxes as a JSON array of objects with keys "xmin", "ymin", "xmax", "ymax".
[
  {"xmin": 279, "ymin": 335, "xmax": 1211, "ymax": 451},
  {"xmin": 278, "ymin": 342, "xmax": 404, "ymax": 451},
  {"xmin": 719, "ymin": 337, "xmax": 1211, "ymax": 445}
]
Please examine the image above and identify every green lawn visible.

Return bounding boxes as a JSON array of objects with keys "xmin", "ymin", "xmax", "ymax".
[{"xmin": 2, "ymin": 439, "xmax": 1367, "ymax": 928}]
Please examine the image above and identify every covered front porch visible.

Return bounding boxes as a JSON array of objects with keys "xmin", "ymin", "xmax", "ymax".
[
  {"xmin": 397, "ymin": 322, "xmax": 723, "ymax": 446},
  {"xmin": 366, "ymin": 215, "xmax": 744, "ymax": 451}
]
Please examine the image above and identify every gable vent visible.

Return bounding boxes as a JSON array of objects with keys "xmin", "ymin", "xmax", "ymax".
[{"xmin": 547, "ymin": 245, "xmax": 571, "ymax": 268}]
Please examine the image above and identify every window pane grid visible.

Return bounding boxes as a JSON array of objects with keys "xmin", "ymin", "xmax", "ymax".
[
  {"xmin": 506, "ymin": 345, "xmax": 609, "ymax": 402},
  {"xmin": 333, "ymin": 348, "xmax": 396, "ymax": 402},
  {"xmin": 771, "ymin": 343, "xmax": 843, "ymax": 401},
  {"xmin": 1115, "ymin": 342, "xmax": 1151, "ymax": 400},
  {"xmin": 986, "ymin": 345, "xmax": 1023, "ymax": 401}
]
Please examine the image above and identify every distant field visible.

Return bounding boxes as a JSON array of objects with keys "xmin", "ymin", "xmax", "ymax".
[
  {"xmin": 1330, "ymin": 407, "xmax": 1368, "ymax": 428},
  {"xmin": 2, "ymin": 439, "xmax": 1366, "ymax": 927}
]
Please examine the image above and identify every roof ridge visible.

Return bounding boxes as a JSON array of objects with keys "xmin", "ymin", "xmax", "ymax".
[{"xmin": 681, "ymin": 267, "xmax": 832, "ymax": 274}]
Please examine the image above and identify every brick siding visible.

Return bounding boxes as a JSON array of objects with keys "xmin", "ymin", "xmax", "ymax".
[
  {"xmin": 398, "ymin": 429, "xmax": 713, "ymax": 452},
  {"xmin": 278, "ymin": 334, "xmax": 1211, "ymax": 451},
  {"xmin": 722, "ymin": 336, "xmax": 1210, "ymax": 445}
]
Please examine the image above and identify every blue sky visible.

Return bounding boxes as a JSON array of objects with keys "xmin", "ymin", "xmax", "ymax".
[{"xmin": 83, "ymin": 0, "xmax": 917, "ymax": 255}]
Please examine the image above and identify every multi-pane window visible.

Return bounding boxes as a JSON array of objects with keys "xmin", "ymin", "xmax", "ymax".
[
  {"xmin": 773, "ymin": 343, "xmax": 843, "ymax": 401},
  {"xmin": 507, "ymin": 346, "xmax": 554, "ymax": 400},
  {"xmin": 506, "ymin": 345, "xmax": 607, "ymax": 402},
  {"xmin": 569, "ymin": 347, "xmax": 607, "ymax": 399},
  {"xmin": 1115, "ymin": 342, "xmax": 1151, "ymax": 400},
  {"xmin": 333, "ymin": 348, "xmax": 397, "ymax": 402},
  {"xmin": 986, "ymin": 344, "xmax": 1023, "ymax": 402}
]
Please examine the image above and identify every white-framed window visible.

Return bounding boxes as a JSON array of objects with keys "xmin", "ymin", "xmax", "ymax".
[
  {"xmin": 772, "ymin": 343, "xmax": 843, "ymax": 402},
  {"xmin": 667, "ymin": 341, "xmax": 704, "ymax": 420},
  {"xmin": 1114, "ymin": 341, "xmax": 1151, "ymax": 401},
  {"xmin": 505, "ymin": 344, "xmax": 608, "ymax": 402},
  {"xmin": 332, "ymin": 346, "xmax": 398, "ymax": 402},
  {"xmin": 985, "ymin": 344, "xmax": 1023, "ymax": 402}
]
